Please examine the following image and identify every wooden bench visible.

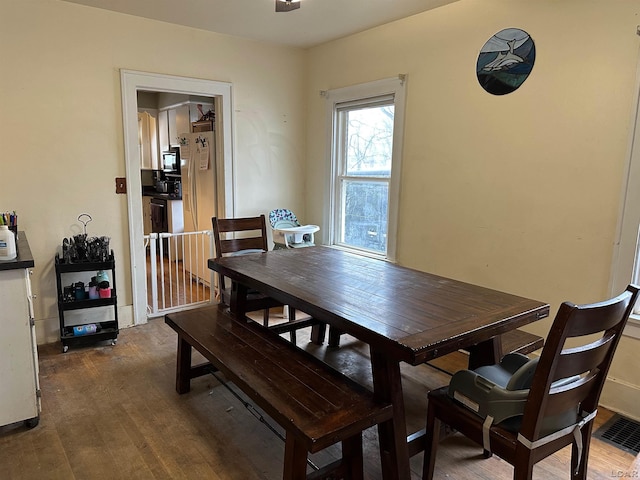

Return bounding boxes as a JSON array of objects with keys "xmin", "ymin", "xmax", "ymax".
[
  {"xmin": 426, "ymin": 329, "xmax": 544, "ymax": 375},
  {"xmin": 165, "ymin": 305, "xmax": 393, "ymax": 480}
]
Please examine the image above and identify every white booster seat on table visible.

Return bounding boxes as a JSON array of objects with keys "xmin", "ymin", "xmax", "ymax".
[{"xmin": 268, "ymin": 209, "xmax": 319, "ymax": 250}]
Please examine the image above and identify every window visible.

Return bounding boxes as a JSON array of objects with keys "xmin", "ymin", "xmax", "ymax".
[{"xmin": 325, "ymin": 77, "xmax": 406, "ymax": 261}]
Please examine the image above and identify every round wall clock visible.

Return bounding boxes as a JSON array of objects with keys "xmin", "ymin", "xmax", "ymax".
[{"xmin": 476, "ymin": 28, "xmax": 535, "ymax": 95}]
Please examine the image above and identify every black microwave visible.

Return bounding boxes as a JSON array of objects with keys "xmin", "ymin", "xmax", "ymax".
[{"xmin": 161, "ymin": 148, "xmax": 180, "ymax": 173}]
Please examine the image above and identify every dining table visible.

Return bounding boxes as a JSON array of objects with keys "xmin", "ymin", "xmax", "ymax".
[{"xmin": 208, "ymin": 246, "xmax": 549, "ymax": 480}]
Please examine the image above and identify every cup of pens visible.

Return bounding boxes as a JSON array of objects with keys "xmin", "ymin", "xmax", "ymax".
[{"xmin": 2, "ymin": 211, "xmax": 18, "ymax": 241}]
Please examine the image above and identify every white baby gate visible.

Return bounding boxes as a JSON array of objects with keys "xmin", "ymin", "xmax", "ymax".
[{"xmin": 144, "ymin": 230, "xmax": 215, "ymax": 317}]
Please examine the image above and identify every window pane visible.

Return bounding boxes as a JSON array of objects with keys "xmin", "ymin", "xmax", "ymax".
[
  {"xmin": 341, "ymin": 180, "xmax": 388, "ymax": 253},
  {"xmin": 344, "ymin": 105, "xmax": 394, "ymax": 177}
]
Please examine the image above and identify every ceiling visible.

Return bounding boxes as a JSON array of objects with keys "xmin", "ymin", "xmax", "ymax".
[{"xmin": 61, "ymin": 0, "xmax": 460, "ymax": 49}]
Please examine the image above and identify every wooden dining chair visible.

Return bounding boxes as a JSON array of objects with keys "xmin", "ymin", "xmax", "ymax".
[
  {"xmin": 212, "ymin": 215, "xmax": 323, "ymax": 344},
  {"xmin": 422, "ymin": 284, "xmax": 640, "ymax": 480},
  {"xmin": 212, "ymin": 215, "xmax": 282, "ymax": 327}
]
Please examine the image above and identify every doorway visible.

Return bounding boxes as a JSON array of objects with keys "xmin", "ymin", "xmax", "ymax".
[
  {"xmin": 121, "ymin": 70, "xmax": 235, "ymax": 326},
  {"xmin": 139, "ymin": 92, "xmax": 216, "ymax": 316}
]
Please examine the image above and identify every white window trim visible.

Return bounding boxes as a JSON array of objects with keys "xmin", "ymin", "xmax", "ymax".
[
  {"xmin": 610, "ymin": 53, "xmax": 640, "ymax": 339},
  {"xmin": 323, "ymin": 76, "xmax": 406, "ymax": 263}
]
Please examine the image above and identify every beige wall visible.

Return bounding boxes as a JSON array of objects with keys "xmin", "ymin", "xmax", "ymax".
[
  {"xmin": 304, "ymin": 0, "xmax": 640, "ymax": 418},
  {"xmin": 0, "ymin": 0, "xmax": 306, "ymax": 342}
]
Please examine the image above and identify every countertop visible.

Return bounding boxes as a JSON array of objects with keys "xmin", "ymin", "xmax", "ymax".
[
  {"xmin": 0, "ymin": 232, "xmax": 34, "ymax": 271},
  {"xmin": 142, "ymin": 187, "xmax": 182, "ymax": 201}
]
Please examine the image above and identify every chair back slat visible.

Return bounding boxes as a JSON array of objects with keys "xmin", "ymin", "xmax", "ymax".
[
  {"xmin": 544, "ymin": 372, "xmax": 599, "ymax": 417},
  {"xmin": 552, "ymin": 335, "xmax": 615, "ymax": 381},
  {"xmin": 219, "ymin": 237, "xmax": 267, "ymax": 255},
  {"xmin": 217, "ymin": 217, "xmax": 269, "ymax": 236},
  {"xmin": 566, "ymin": 299, "xmax": 633, "ymax": 337}
]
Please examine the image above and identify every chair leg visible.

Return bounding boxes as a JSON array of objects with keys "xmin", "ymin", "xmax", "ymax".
[
  {"xmin": 328, "ymin": 326, "xmax": 342, "ymax": 348},
  {"xmin": 513, "ymin": 443, "xmax": 535, "ymax": 480},
  {"xmin": 513, "ymin": 462, "xmax": 535, "ymax": 480},
  {"xmin": 288, "ymin": 307, "xmax": 297, "ymax": 344},
  {"xmin": 262, "ymin": 308, "xmax": 269, "ymax": 327},
  {"xmin": 311, "ymin": 322, "xmax": 326, "ymax": 345},
  {"xmin": 422, "ymin": 402, "xmax": 441, "ymax": 480}
]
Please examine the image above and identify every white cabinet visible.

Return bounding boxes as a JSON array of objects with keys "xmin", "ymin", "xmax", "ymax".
[
  {"xmin": 173, "ymin": 105, "xmax": 190, "ymax": 145},
  {"xmin": 167, "ymin": 105, "xmax": 191, "ymax": 147},
  {"xmin": 0, "ymin": 234, "xmax": 40, "ymax": 428},
  {"xmin": 158, "ymin": 110, "xmax": 169, "ymax": 154},
  {"xmin": 167, "ymin": 108, "xmax": 178, "ymax": 148},
  {"xmin": 159, "ymin": 102, "xmax": 214, "ymax": 150},
  {"xmin": 138, "ymin": 112, "xmax": 159, "ymax": 169}
]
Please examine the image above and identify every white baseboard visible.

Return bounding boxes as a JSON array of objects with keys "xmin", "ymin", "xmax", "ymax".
[{"xmin": 600, "ymin": 376, "xmax": 640, "ymax": 422}]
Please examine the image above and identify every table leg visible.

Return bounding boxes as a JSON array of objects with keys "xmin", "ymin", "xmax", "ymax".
[
  {"xmin": 370, "ymin": 348, "xmax": 411, "ymax": 480},
  {"xmin": 467, "ymin": 335, "xmax": 502, "ymax": 370}
]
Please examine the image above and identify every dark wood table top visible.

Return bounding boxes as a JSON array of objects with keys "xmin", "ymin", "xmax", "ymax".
[{"xmin": 208, "ymin": 246, "xmax": 549, "ymax": 365}]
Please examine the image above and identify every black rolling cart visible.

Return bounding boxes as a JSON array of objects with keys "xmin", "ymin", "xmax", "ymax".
[{"xmin": 55, "ymin": 251, "xmax": 119, "ymax": 353}]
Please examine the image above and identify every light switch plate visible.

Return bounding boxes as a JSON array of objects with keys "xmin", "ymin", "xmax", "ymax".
[{"xmin": 115, "ymin": 177, "xmax": 127, "ymax": 194}]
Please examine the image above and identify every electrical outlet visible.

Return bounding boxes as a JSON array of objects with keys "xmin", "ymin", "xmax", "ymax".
[{"xmin": 115, "ymin": 177, "xmax": 127, "ymax": 194}]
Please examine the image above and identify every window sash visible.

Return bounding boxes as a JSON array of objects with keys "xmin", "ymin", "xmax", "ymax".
[
  {"xmin": 333, "ymin": 99, "xmax": 394, "ymax": 257},
  {"xmin": 334, "ymin": 177, "xmax": 391, "ymax": 255}
]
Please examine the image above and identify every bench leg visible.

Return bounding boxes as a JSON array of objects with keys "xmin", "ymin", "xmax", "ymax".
[
  {"xmin": 176, "ymin": 335, "xmax": 192, "ymax": 394},
  {"xmin": 283, "ymin": 434, "xmax": 308, "ymax": 480},
  {"xmin": 342, "ymin": 433, "xmax": 364, "ymax": 480}
]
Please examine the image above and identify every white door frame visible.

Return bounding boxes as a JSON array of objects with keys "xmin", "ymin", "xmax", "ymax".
[{"xmin": 120, "ymin": 70, "xmax": 235, "ymax": 326}]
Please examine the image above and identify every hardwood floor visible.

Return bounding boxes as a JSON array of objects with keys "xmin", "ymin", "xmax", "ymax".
[{"xmin": 0, "ymin": 317, "xmax": 636, "ymax": 479}]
